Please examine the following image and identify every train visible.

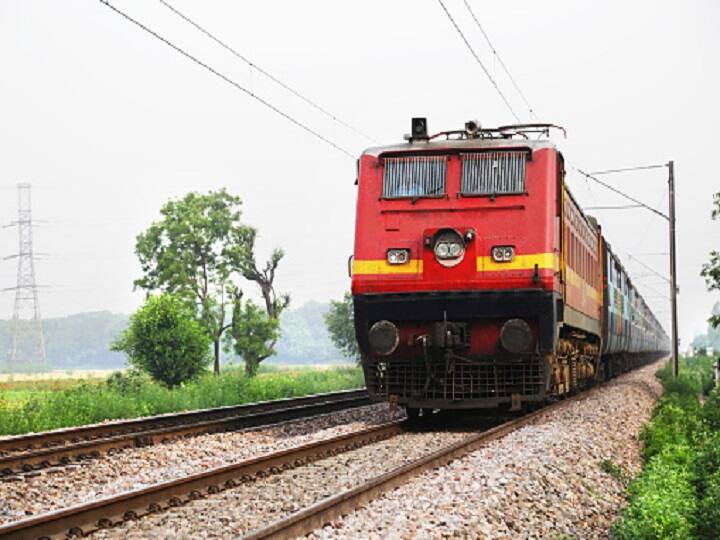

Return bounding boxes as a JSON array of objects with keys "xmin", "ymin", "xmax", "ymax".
[{"xmin": 351, "ymin": 119, "xmax": 668, "ymax": 418}]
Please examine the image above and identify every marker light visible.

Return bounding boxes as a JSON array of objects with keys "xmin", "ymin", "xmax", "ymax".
[
  {"xmin": 387, "ymin": 249, "xmax": 410, "ymax": 265},
  {"xmin": 492, "ymin": 246, "xmax": 515, "ymax": 263}
]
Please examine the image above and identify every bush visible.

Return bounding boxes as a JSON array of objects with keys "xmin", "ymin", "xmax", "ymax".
[
  {"xmin": 112, "ymin": 294, "xmax": 211, "ymax": 387},
  {"xmin": 641, "ymin": 397, "xmax": 703, "ymax": 461},
  {"xmin": 693, "ymin": 432, "xmax": 720, "ymax": 494},
  {"xmin": 612, "ymin": 356, "xmax": 719, "ymax": 539},
  {"xmin": 702, "ymin": 389, "xmax": 720, "ymax": 431},
  {"xmin": 613, "ymin": 445, "xmax": 697, "ymax": 540},
  {"xmin": 104, "ymin": 369, "xmax": 150, "ymax": 394},
  {"xmin": 696, "ymin": 470, "xmax": 720, "ymax": 539}
]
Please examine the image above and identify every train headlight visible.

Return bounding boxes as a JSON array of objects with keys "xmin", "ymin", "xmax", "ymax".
[
  {"xmin": 491, "ymin": 246, "xmax": 515, "ymax": 263},
  {"xmin": 433, "ymin": 230, "xmax": 465, "ymax": 267},
  {"xmin": 387, "ymin": 249, "xmax": 410, "ymax": 265},
  {"xmin": 368, "ymin": 320, "xmax": 399, "ymax": 356},
  {"xmin": 501, "ymin": 318, "xmax": 532, "ymax": 354}
]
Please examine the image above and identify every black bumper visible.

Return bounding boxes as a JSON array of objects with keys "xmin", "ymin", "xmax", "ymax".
[{"xmin": 354, "ymin": 289, "xmax": 560, "ymax": 354}]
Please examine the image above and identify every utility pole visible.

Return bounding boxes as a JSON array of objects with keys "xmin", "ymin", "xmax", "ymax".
[
  {"xmin": 4, "ymin": 183, "xmax": 46, "ymax": 370},
  {"xmin": 668, "ymin": 161, "xmax": 679, "ymax": 378}
]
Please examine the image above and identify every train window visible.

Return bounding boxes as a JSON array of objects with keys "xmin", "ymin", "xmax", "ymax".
[
  {"xmin": 382, "ymin": 156, "xmax": 446, "ymax": 198},
  {"xmin": 460, "ymin": 151, "xmax": 526, "ymax": 195}
]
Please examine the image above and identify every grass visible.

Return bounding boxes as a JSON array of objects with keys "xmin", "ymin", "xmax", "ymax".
[
  {"xmin": 612, "ymin": 355, "xmax": 720, "ymax": 539},
  {"xmin": 0, "ymin": 365, "xmax": 363, "ymax": 436}
]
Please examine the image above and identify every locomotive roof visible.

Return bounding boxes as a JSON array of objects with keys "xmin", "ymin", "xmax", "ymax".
[{"xmin": 362, "ymin": 137, "xmax": 556, "ymax": 157}]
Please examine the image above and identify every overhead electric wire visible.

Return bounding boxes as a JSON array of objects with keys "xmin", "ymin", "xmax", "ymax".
[
  {"xmin": 461, "ymin": 0, "xmax": 537, "ymax": 121},
  {"xmin": 574, "ymin": 168, "xmax": 668, "ymax": 220},
  {"xmin": 632, "ymin": 190, "xmax": 667, "ymax": 254},
  {"xmin": 99, "ymin": 0, "xmax": 354, "ymax": 159},
  {"xmin": 583, "ymin": 204, "xmax": 644, "ymax": 211},
  {"xmin": 590, "ymin": 164, "xmax": 667, "ymax": 175},
  {"xmin": 437, "ymin": 0, "xmax": 520, "ymax": 122},
  {"xmin": 635, "ymin": 282, "xmax": 670, "ymax": 302},
  {"xmin": 626, "ymin": 253, "xmax": 671, "ymax": 284},
  {"xmin": 157, "ymin": 0, "xmax": 380, "ymax": 146}
]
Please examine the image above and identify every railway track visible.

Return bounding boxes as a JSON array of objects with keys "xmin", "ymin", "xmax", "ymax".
[
  {"xmin": 0, "ymin": 383, "xmax": 606, "ymax": 540},
  {"xmin": 241, "ymin": 387, "xmax": 604, "ymax": 540},
  {"xmin": 0, "ymin": 421, "xmax": 403, "ymax": 539},
  {"xmin": 0, "ymin": 389, "xmax": 370, "ymax": 476}
]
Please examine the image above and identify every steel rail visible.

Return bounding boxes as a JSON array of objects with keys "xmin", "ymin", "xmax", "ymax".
[
  {"xmin": 241, "ymin": 384, "xmax": 611, "ymax": 540},
  {"xmin": 0, "ymin": 421, "xmax": 403, "ymax": 540},
  {"xmin": 0, "ymin": 389, "xmax": 370, "ymax": 475}
]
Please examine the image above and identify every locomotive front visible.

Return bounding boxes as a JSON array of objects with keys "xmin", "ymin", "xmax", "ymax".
[{"xmin": 351, "ymin": 119, "xmax": 564, "ymax": 414}]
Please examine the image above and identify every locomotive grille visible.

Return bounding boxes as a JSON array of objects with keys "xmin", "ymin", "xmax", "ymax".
[
  {"xmin": 461, "ymin": 151, "xmax": 527, "ymax": 195},
  {"xmin": 363, "ymin": 357, "xmax": 545, "ymax": 403},
  {"xmin": 382, "ymin": 156, "xmax": 446, "ymax": 198}
]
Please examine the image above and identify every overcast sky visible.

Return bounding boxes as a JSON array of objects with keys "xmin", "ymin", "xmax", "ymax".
[{"xmin": 0, "ymin": 0, "xmax": 718, "ymax": 348}]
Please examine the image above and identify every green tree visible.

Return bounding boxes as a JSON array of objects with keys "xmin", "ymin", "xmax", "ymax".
[
  {"xmin": 231, "ymin": 296, "xmax": 280, "ymax": 377},
  {"xmin": 324, "ymin": 292, "xmax": 359, "ymax": 360},
  {"xmin": 702, "ymin": 192, "xmax": 720, "ymax": 328},
  {"xmin": 112, "ymin": 294, "xmax": 211, "ymax": 387},
  {"xmin": 231, "ymin": 245, "xmax": 290, "ymax": 376},
  {"xmin": 133, "ymin": 189, "xmax": 254, "ymax": 374}
]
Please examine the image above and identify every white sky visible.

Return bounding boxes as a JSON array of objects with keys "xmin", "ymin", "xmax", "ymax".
[{"xmin": 0, "ymin": 0, "xmax": 718, "ymax": 348}]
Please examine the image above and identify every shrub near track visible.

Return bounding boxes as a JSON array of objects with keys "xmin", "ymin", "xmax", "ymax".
[
  {"xmin": 612, "ymin": 356, "xmax": 720, "ymax": 539},
  {"xmin": 0, "ymin": 365, "xmax": 363, "ymax": 436}
]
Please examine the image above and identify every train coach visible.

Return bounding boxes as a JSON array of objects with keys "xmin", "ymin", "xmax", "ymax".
[{"xmin": 351, "ymin": 119, "xmax": 668, "ymax": 417}]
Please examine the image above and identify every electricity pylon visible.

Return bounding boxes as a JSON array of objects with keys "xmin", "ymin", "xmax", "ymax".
[{"xmin": 4, "ymin": 183, "xmax": 46, "ymax": 370}]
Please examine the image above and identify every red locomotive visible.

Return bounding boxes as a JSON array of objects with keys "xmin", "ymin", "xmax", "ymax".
[{"xmin": 351, "ymin": 119, "xmax": 668, "ymax": 417}]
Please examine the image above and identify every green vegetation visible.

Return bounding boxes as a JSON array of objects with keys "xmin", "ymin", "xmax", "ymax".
[
  {"xmin": 0, "ymin": 365, "xmax": 362, "ymax": 436},
  {"xmin": 324, "ymin": 292, "xmax": 359, "ymax": 360},
  {"xmin": 612, "ymin": 356, "xmax": 720, "ymax": 539},
  {"xmin": 231, "ymin": 298, "xmax": 280, "ymax": 377},
  {"xmin": 112, "ymin": 294, "xmax": 211, "ymax": 387},
  {"xmin": 617, "ymin": 192, "xmax": 720, "ymax": 538},
  {"xmin": 134, "ymin": 189, "xmax": 288, "ymax": 376},
  {"xmin": 701, "ymin": 192, "xmax": 720, "ymax": 328}
]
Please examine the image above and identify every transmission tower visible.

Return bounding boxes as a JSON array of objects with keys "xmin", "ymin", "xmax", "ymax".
[{"xmin": 4, "ymin": 183, "xmax": 46, "ymax": 369}]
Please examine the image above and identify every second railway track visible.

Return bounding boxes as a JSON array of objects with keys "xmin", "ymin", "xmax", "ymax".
[{"xmin": 0, "ymin": 389, "xmax": 370, "ymax": 476}]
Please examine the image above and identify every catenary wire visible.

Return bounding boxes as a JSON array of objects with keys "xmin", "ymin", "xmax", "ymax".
[
  {"xmin": 574, "ymin": 168, "xmax": 668, "ymax": 220},
  {"xmin": 437, "ymin": 0, "xmax": 520, "ymax": 122},
  {"xmin": 590, "ymin": 164, "xmax": 667, "ymax": 175},
  {"xmin": 99, "ymin": 0, "xmax": 354, "ymax": 159},
  {"xmin": 462, "ymin": 0, "xmax": 537, "ymax": 121},
  {"xmin": 583, "ymin": 204, "xmax": 644, "ymax": 211},
  {"xmin": 157, "ymin": 0, "xmax": 380, "ymax": 145},
  {"xmin": 626, "ymin": 253, "xmax": 671, "ymax": 284}
]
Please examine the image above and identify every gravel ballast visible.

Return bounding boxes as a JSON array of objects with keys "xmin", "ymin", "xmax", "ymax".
[
  {"xmin": 0, "ymin": 403, "xmax": 403, "ymax": 524},
  {"xmin": 94, "ymin": 428, "xmax": 469, "ymax": 539},
  {"xmin": 307, "ymin": 363, "xmax": 662, "ymax": 539}
]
